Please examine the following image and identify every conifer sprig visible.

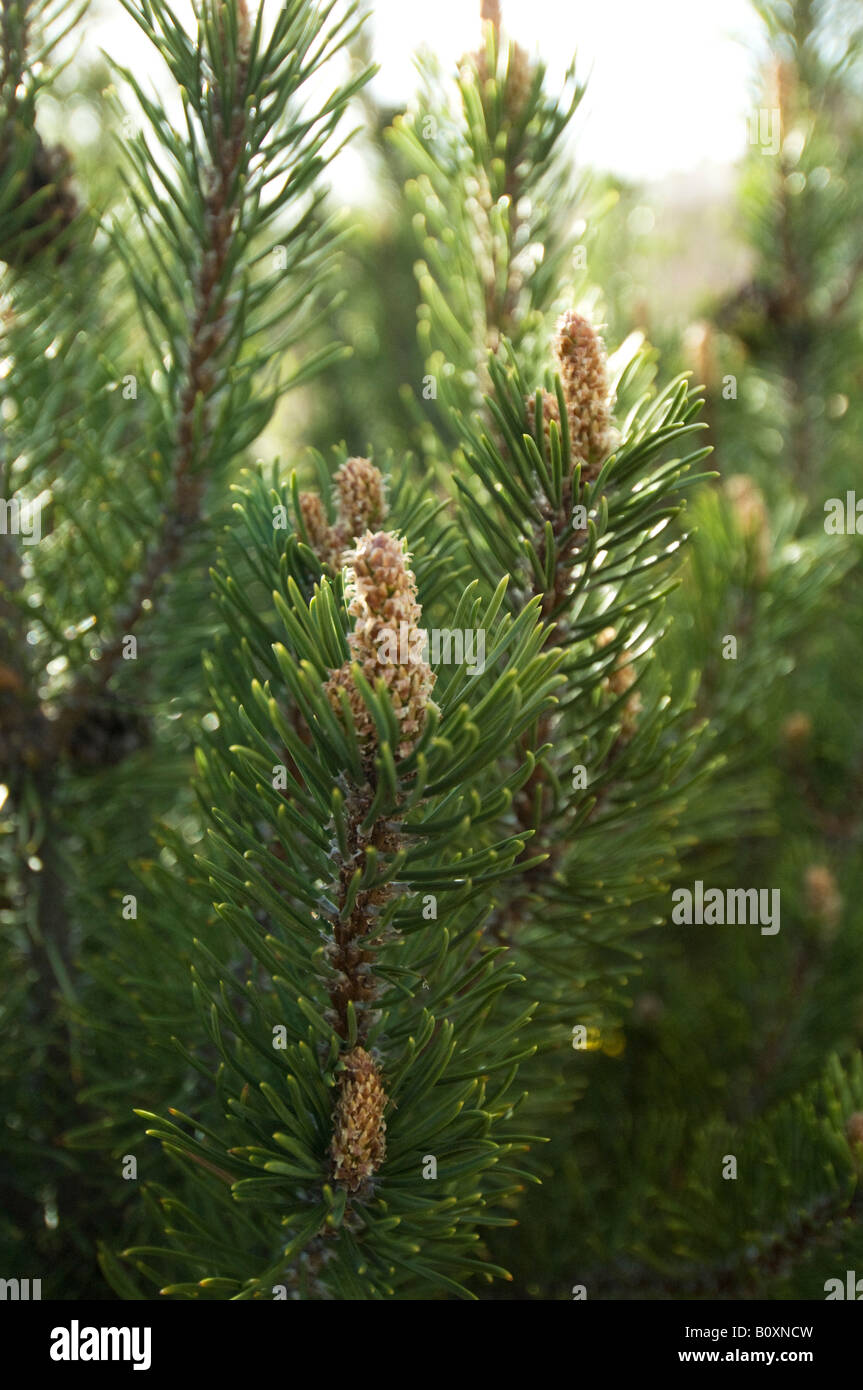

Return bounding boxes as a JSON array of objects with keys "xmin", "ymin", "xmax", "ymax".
[
  {"xmin": 388, "ymin": 4, "xmax": 586, "ymax": 419},
  {"xmin": 440, "ymin": 316, "xmax": 714, "ymax": 1056},
  {"xmin": 0, "ymin": 0, "xmax": 374, "ymax": 1301},
  {"xmin": 387, "ymin": 2, "xmax": 715, "ymax": 1097},
  {"xmin": 81, "ymin": 0, "xmax": 372, "ymax": 694},
  {"xmin": 2, "ymin": 0, "xmax": 373, "ymax": 779},
  {"xmin": 580, "ymin": 1052, "xmax": 863, "ymax": 1300},
  {"xmin": 112, "ymin": 482, "xmax": 565, "ymax": 1298}
]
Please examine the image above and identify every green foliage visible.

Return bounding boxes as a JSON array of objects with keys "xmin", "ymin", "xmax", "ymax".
[
  {"xmin": 443, "ymin": 341, "xmax": 712, "ymax": 1046},
  {"xmin": 388, "ymin": 22, "xmax": 591, "ymax": 427},
  {"xmin": 105, "ymin": 470, "xmax": 565, "ymax": 1299},
  {"xmin": 0, "ymin": 0, "xmax": 88, "ymax": 266},
  {"xmin": 4, "ymin": 0, "xmax": 863, "ymax": 1306},
  {"xmin": 533, "ymin": 0, "xmax": 863, "ymax": 1303},
  {"xmin": 1, "ymin": 0, "xmax": 372, "ymax": 1301}
]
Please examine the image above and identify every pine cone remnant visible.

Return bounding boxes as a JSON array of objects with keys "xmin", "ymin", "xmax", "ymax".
[
  {"xmin": 297, "ymin": 491, "xmax": 332, "ymax": 559},
  {"xmin": 326, "ymin": 530, "xmax": 435, "ymax": 761},
  {"xmin": 330, "ymin": 1046, "xmax": 387, "ymax": 1193}
]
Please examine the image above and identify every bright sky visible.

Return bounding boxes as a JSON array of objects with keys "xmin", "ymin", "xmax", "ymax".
[
  {"xmin": 87, "ymin": 0, "xmax": 765, "ymax": 184},
  {"xmin": 366, "ymin": 0, "xmax": 764, "ymax": 181}
]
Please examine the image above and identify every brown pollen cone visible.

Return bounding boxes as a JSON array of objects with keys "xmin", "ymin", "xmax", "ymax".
[
  {"xmin": 528, "ymin": 311, "xmax": 613, "ymax": 480},
  {"xmin": 329, "ymin": 456, "xmax": 387, "ymax": 559},
  {"xmin": 724, "ymin": 474, "xmax": 770, "ymax": 583},
  {"xmin": 461, "ymin": 1, "xmax": 533, "ymax": 123},
  {"xmin": 330, "ymin": 1046, "xmax": 387, "ymax": 1193},
  {"xmin": 298, "ymin": 458, "xmax": 387, "ymax": 570},
  {"xmin": 297, "ymin": 491, "xmax": 332, "ymax": 558},
  {"xmin": 780, "ymin": 711, "xmax": 812, "ymax": 757},
  {"xmin": 326, "ymin": 530, "xmax": 435, "ymax": 761}
]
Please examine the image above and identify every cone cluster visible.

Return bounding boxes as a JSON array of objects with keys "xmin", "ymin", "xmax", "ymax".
[
  {"xmin": 326, "ymin": 530, "xmax": 435, "ymax": 761},
  {"xmin": 299, "ymin": 458, "xmax": 387, "ymax": 568}
]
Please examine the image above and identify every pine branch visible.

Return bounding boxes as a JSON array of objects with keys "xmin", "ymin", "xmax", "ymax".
[
  {"xmin": 107, "ymin": 483, "xmax": 565, "ymax": 1297},
  {"xmin": 387, "ymin": 3, "xmax": 586, "ymax": 422},
  {"xmin": 583, "ymin": 1053, "xmax": 863, "ymax": 1300},
  {"xmin": 0, "ymin": 0, "xmax": 374, "ymax": 1301}
]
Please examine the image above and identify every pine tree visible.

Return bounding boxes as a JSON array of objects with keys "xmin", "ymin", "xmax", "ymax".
[
  {"xmin": 1, "ymin": 0, "xmax": 372, "ymax": 1299},
  {"xmin": 5, "ymin": 0, "xmax": 863, "ymax": 1306},
  {"xmin": 92, "ymin": 4, "xmax": 713, "ymax": 1299},
  {"xmin": 506, "ymin": 0, "xmax": 863, "ymax": 1301}
]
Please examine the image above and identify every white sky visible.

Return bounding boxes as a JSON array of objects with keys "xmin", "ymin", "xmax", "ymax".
[
  {"xmin": 366, "ymin": 0, "xmax": 764, "ymax": 181},
  {"xmin": 86, "ymin": 0, "xmax": 765, "ymax": 185}
]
